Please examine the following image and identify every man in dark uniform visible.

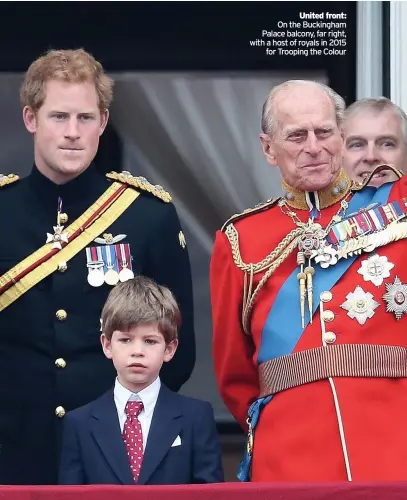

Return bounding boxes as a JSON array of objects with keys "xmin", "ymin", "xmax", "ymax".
[{"xmin": 0, "ymin": 48, "xmax": 195, "ymax": 484}]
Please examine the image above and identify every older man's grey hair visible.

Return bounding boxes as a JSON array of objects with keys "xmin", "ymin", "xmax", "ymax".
[
  {"xmin": 261, "ymin": 80, "xmax": 346, "ymax": 136},
  {"xmin": 343, "ymin": 97, "xmax": 407, "ymax": 145}
]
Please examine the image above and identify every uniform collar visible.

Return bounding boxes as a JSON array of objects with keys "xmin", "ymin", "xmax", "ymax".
[
  {"xmin": 27, "ymin": 163, "xmax": 106, "ymax": 210},
  {"xmin": 281, "ymin": 168, "xmax": 352, "ymax": 211}
]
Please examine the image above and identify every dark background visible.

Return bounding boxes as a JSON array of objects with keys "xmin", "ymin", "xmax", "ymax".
[{"xmin": 0, "ymin": 1, "xmax": 357, "ymax": 97}]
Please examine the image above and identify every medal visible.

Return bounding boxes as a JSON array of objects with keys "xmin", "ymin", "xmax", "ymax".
[
  {"xmin": 119, "ymin": 268, "xmax": 134, "ymax": 282},
  {"xmin": 86, "ymin": 247, "xmax": 105, "ymax": 287},
  {"xmin": 382, "ymin": 276, "xmax": 407, "ymax": 320},
  {"xmin": 46, "ymin": 197, "xmax": 69, "ymax": 250},
  {"xmin": 357, "ymin": 253, "xmax": 394, "ymax": 287},
  {"xmin": 104, "ymin": 268, "xmax": 120, "ymax": 286},
  {"xmin": 340, "ymin": 285, "xmax": 380, "ymax": 325},
  {"xmin": 87, "ymin": 268, "xmax": 105, "ymax": 287},
  {"xmin": 116, "ymin": 243, "xmax": 134, "ymax": 282},
  {"xmin": 103, "ymin": 245, "xmax": 119, "ymax": 286}
]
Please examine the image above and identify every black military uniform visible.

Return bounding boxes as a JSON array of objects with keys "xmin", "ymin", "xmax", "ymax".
[{"xmin": 0, "ymin": 164, "xmax": 195, "ymax": 484}]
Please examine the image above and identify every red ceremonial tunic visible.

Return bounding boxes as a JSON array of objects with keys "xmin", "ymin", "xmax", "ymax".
[{"xmin": 211, "ymin": 174, "xmax": 407, "ymax": 481}]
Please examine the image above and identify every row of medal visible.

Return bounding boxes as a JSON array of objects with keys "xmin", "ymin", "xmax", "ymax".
[
  {"xmin": 341, "ymin": 253, "xmax": 407, "ymax": 324},
  {"xmin": 86, "ymin": 243, "xmax": 134, "ymax": 287}
]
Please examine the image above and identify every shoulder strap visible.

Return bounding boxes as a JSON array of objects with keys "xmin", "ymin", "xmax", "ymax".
[
  {"xmin": 107, "ymin": 171, "xmax": 172, "ymax": 203},
  {"xmin": 221, "ymin": 198, "xmax": 280, "ymax": 232},
  {"xmin": 0, "ymin": 173, "xmax": 19, "ymax": 188}
]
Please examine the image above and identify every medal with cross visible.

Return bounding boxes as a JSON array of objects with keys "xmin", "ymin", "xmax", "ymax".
[
  {"xmin": 357, "ymin": 254, "xmax": 394, "ymax": 287},
  {"xmin": 46, "ymin": 197, "xmax": 69, "ymax": 250}
]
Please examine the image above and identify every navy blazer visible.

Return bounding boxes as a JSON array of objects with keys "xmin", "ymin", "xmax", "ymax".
[{"xmin": 58, "ymin": 384, "xmax": 224, "ymax": 485}]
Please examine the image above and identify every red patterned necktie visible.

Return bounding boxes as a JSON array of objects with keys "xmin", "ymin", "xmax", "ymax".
[{"xmin": 123, "ymin": 400, "xmax": 144, "ymax": 482}]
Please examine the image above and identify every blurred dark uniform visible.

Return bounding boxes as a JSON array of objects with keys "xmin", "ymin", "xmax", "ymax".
[{"xmin": 0, "ymin": 164, "xmax": 195, "ymax": 484}]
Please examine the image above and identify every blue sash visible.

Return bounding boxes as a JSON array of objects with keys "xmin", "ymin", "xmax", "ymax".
[
  {"xmin": 237, "ymin": 183, "xmax": 393, "ymax": 482},
  {"xmin": 258, "ymin": 184, "xmax": 392, "ymax": 364}
]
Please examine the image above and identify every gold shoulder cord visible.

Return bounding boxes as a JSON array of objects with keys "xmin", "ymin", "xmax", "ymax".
[{"xmin": 222, "ymin": 198, "xmax": 303, "ymax": 335}]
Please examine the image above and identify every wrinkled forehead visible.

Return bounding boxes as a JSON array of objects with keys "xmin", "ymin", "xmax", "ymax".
[{"xmin": 273, "ymin": 86, "xmax": 337, "ymax": 133}]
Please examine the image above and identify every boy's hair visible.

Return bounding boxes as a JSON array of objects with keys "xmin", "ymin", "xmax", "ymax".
[
  {"xmin": 20, "ymin": 48, "xmax": 114, "ymax": 113},
  {"xmin": 101, "ymin": 276, "xmax": 181, "ymax": 343}
]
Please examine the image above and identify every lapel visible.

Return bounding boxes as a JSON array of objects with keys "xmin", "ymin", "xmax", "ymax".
[
  {"xmin": 138, "ymin": 384, "xmax": 183, "ymax": 485},
  {"xmin": 90, "ymin": 390, "xmax": 134, "ymax": 485}
]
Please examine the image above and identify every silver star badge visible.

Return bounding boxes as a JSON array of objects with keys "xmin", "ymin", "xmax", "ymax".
[
  {"xmin": 340, "ymin": 285, "xmax": 380, "ymax": 325},
  {"xmin": 357, "ymin": 253, "xmax": 394, "ymax": 287},
  {"xmin": 382, "ymin": 276, "xmax": 407, "ymax": 320},
  {"xmin": 46, "ymin": 225, "xmax": 69, "ymax": 250}
]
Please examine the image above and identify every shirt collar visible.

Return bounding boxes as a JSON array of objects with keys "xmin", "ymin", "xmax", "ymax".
[{"xmin": 114, "ymin": 376, "xmax": 161, "ymax": 419}]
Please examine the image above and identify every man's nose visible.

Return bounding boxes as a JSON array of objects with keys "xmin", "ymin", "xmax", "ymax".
[
  {"xmin": 363, "ymin": 144, "xmax": 381, "ymax": 164},
  {"xmin": 64, "ymin": 118, "xmax": 80, "ymax": 140},
  {"xmin": 304, "ymin": 132, "xmax": 321, "ymax": 155}
]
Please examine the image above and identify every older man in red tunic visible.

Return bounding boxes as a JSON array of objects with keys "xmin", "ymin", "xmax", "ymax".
[{"xmin": 210, "ymin": 80, "xmax": 407, "ymax": 481}]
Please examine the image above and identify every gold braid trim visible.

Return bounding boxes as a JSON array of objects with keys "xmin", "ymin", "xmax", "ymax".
[
  {"xmin": 224, "ymin": 222, "xmax": 303, "ymax": 335},
  {"xmin": 221, "ymin": 198, "xmax": 279, "ymax": 232},
  {"xmin": 107, "ymin": 171, "xmax": 172, "ymax": 203},
  {"xmin": 351, "ymin": 164, "xmax": 403, "ymax": 192},
  {"xmin": 0, "ymin": 173, "xmax": 19, "ymax": 188}
]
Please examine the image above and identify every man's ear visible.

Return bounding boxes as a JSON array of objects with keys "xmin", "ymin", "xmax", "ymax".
[
  {"xmin": 260, "ymin": 133, "xmax": 277, "ymax": 166},
  {"xmin": 23, "ymin": 106, "xmax": 37, "ymax": 134},
  {"xmin": 99, "ymin": 109, "xmax": 109, "ymax": 136}
]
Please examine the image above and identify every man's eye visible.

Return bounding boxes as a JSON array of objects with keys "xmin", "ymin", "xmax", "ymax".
[
  {"xmin": 317, "ymin": 129, "xmax": 332, "ymax": 137},
  {"xmin": 348, "ymin": 142, "xmax": 362, "ymax": 149},
  {"xmin": 289, "ymin": 133, "xmax": 304, "ymax": 140}
]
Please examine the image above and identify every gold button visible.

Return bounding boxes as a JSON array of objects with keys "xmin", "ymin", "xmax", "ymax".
[
  {"xmin": 56, "ymin": 309, "xmax": 67, "ymax": 321},
  {"xmin": 58, "ymin": 262, "xmax": 68, "ymax": 272},
  {"xmin": 55, "ymin": 406, "xmax": 66, "ymax": 418},
  {"xmin": 324, "ymin": 331, "xmax": 337, "ymax": 344},
  {"xmin": 322, "ymin": 310, "xmax": 335, "ymax": 322},
  {"xmin": 320, "ymin": 291, "xmax": 333, "ymax": 303},
  {"xmin": 55, "ymin": 358, "xmax": 66, "ymax": 369},
  {"xmin": 59, "ymin": 213, "xmax": 68, "ymax": 224}
]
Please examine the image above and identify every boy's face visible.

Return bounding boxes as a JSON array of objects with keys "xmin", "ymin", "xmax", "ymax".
[{"xmin": 101, "ymin": 323, "xmax": 178, "ymax": 393}]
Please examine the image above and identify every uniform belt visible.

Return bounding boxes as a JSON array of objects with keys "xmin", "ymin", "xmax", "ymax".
[{"xmin": 258, "ymin": 343, "xmax": 407, "ymax": 397}]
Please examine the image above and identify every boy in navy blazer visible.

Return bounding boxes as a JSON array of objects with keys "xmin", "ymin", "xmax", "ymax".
[{"xmin": 58, "ymin": 276, "xmax": 224, "ymax": 485}]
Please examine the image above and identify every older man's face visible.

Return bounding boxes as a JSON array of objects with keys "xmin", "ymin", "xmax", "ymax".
[
  {"xmin": 260, "ymin": 85, "xmax": 344, "ymax": 192},
  {"xmin": 343, "ymin": 109, "xmax": 406, "ymax": 188}
]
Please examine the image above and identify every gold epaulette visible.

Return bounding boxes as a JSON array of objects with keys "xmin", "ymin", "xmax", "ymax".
[
  {"xmin": 0, "ymin": 173, "xmax": 19, "ymax": 188},
  {"xmin": 221, "ymin": 198, "xmax": 280, "ymax": 232},
  {"xmin": 351, "ymin": 164, "xmax": 403, "ymax": 192},
  {"xmin": 106, "ymin": 171, "xmax": 172, "ymax": 203}
]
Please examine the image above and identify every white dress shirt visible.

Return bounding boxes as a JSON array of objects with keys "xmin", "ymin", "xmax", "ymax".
[{"xmin": 114, "ymin": 376, "xmax": 161, "ymax": 451}]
